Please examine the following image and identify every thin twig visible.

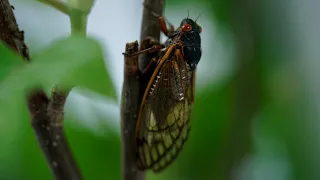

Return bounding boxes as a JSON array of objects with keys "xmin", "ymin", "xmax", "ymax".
[
  {"xmin": 0, "ymin": 1, "xmax": 82, "ymax": 179},
  {"xmin": 120, "ymin": 41, "xmax": 144, "ymax": 180}
]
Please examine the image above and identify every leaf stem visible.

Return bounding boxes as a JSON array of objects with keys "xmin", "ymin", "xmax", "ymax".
[
  {"xmin": 37, "ymin": 0, "xmax": 69, "ymax": 15},
  {"xmin": 69, "ymin": 9, "xmax": 87, "ymax": 36}
]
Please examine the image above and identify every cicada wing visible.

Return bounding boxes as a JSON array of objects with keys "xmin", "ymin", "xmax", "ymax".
[{"xmin": 136, "ymin": 48, "xmax": 195, "ymax": 172}]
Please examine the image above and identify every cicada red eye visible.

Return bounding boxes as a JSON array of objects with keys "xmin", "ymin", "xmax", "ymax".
[{"xmin": 181, "ymin": 23, "xmax": 192, "ymax": 32}]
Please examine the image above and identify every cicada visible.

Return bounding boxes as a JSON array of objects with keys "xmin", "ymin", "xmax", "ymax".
[{"xmin": 125, "ymin": 14, "xmax": 202, "ymax": 172}]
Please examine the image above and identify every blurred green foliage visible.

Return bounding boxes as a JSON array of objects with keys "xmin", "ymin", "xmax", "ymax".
[
  {"xmin": 0, "ymin": 36, "xmax": 116, "ymax": 100},
  {"xmin": 0, "ymin": 35, "xmax": 118, "ymax": 180},
  {"xmin": 0, "ymin": 42, "xmax": 25, "ymax": 82},
  {"xmin": 0, "ymin": 0, "xmax": 316, "ymax": 180}
]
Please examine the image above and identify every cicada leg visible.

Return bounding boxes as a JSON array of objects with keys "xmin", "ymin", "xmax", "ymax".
[
  {"xmin": 138, "ymin": 37, "xmax": 163, "ymax": 76},
  {"xmin": 142, "ymin": 2, "xmax": 175, "ymax": 37},
  {"xmin": 158, "ymin": 16, "xmax": 175, "ymax": 37},
  {"xmin": 141, "ymin": 57, "xmax": 158, "ymax": 75},
  {"xmin": 122, "ymin": 44, "xmax": 165, "ymax": 57},
  {"xmin": 123, "ymin": 36, "xmax": 165, "ymax": 57},
  {"xmin": 123, "ymin": 35, "xmax": 167, "ymax": 57}
]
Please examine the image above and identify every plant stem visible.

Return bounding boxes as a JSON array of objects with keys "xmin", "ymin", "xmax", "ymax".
[
  {"xmin": 37, "ymin": 0, "xmax": 69, "ymax": 15},
  {"xmin": 69, "ymin": 9, "xmax": 87, "ymax": 36}
]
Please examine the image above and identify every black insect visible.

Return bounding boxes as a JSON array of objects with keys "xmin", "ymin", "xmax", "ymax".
[{"xmin": 124, "ymin": 13, "xmax": 203, "ymax": 172}]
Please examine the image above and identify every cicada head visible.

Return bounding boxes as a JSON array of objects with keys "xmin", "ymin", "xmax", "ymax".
[{"xmin": 179, "ymin": 18, "xmax": 202, "ymax": 70}]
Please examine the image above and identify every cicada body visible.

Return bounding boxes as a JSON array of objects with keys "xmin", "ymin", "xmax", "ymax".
[{"xmin": 129, "ymin": 15, "xmax": 202, "ymax": 172}]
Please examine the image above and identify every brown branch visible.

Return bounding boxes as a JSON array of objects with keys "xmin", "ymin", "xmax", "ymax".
[
  {"xmin": 0, "ymin": 1, "xmax": 82, "ymax": 179},
  {"xmin": 139, "ymin": 0, "xmax": 164, "ymax": 71},
  {"xmin": 0, "ymin": 0, "xmax": 29, "ymax": 59},
  {"xmin": 31, "ymin": 87, "xmax": 82, "ymax": 180},
  {"xmin": 120, "ymin": 41, "xmax": 145, "ymax": 180},
  {"xmin": 120, "ymin": 1, "xmax": 164, "ymax": 179}
]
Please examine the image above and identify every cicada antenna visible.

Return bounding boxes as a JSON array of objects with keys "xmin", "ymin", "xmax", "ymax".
[
  {"xmin": 187, "ymin": 9, "xmax": 190, "ymax": 19},
  {"xmin": 195, "ymin": 12, "xmax": 204, "ymax": 22}
]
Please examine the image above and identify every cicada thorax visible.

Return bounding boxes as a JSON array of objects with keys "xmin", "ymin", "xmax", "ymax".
[{"xmin": 170, "ymin": 18, "xmax": 202, "ymax": 70}]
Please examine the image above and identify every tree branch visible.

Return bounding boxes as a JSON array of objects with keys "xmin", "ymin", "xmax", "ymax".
[
  {"xmin": 0, "ymin": 1, "xmax": 82, "ymax": 179},
  {"xmin": 0, "ymin": 0, "xmax": 29, "ymax": 60},
  {"xmin": 121, "ymin": 41, "xmax": 144, "ymax": 180},
  {"xmin": 120, "ymin": 1, "xmax": 164, "ymax": 179},
  {"xmin": 139, "ymin": 0, "xmax": 164, "ymax": 71}
]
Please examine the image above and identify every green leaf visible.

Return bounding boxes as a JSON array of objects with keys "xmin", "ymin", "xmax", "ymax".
[
  {"xmin": 0, "ymin": 42, "xmax": 25, "ymax": 82},
  {"xmin": 0, "ymin": 36, "xmax": 116, "ymax": 100}
]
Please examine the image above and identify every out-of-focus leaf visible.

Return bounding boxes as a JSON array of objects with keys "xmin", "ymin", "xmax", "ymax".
[
  {"xmin": 0, "ymin": 42, "xmax": 25, "ymax": 82},
  {"xmin": 0, "ymin": 36, "xmax": 116, "ymax": 102},
  {"xmin": 65, "ymin": 120, "xmax": 121, "ymax": 180},
  {"xmin": 0, "ymin": 93, "xmax": 29, "ymax": 180}
]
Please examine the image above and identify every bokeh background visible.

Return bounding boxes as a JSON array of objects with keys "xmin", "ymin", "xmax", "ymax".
[{"xmin": 0, "ymin": 0, "xmax": 319, "ymax": 179}]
